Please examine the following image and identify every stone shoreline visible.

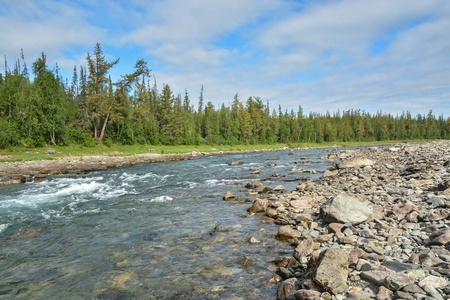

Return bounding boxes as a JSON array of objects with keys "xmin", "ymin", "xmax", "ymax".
[{"xmin": 240, "ymin": 141, "xmax": 450, "ymax": 300}]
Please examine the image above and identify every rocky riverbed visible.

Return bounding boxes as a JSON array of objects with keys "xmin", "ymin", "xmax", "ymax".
[{"xmin": 238, "ymin": 141, "xmax": 450, "ymax": 300}]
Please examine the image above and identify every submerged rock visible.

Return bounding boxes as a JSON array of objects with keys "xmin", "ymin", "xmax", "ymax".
[
  {"xmin": 11, "ymin": 228, "xmax": 46, "ymax": 239},
  {"xmin": 214, "ymin": 225, "xmax": 229, "ymax": 232},
  {"xmin": 223, "ymin": 191, "xmax": 235, "ymax": 200}
]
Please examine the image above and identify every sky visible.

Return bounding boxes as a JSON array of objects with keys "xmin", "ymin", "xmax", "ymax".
[{"xmin": 1, "ymin": 0, "xmax": 450, "ymax": 117}]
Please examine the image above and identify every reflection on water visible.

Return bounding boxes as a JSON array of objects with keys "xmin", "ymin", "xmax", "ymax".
[{"xmin": 0, "ymin": 148, "xmax": 332, "ymax": 299}]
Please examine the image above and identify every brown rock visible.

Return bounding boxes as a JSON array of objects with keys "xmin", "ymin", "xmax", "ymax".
[
  {"xmin": 430, "ymin": 228, "xmax": 450, "ymax": 245},
  {"xmin": 294, "ymin": 289, "xmax": 321, "ymax": 300},
  {"xmin": 247, "ymin": 198, "xmax": 270, "ymax": 213},
  {"xmin": 266, "ymin": 208, "xmax": 278, "ymax": 218},
  {"xmin": 323, "ymin": 170, "xmax": 338, "ymax": 177},
  {"xmin": 349, "ymin": 248, "xmax": 366, "ymax": 264},
  {"xmin": 277, "ymin": 225, "xmax": 302, "ymax": 240},
  {"xmin": 277, "ymin": 278, "xmax": 300, "ymax": 300},
  {"xmin": 290, "ymin": 198, "xmax": 312, "ymax": 210},
  {"xmin": 314, "ymin": 233, "xmax": 334, "ymax": 243},
  {"xmin": 328, "ymin": 223, "xmax": 344, "ymax": 234},
  {"xmin": 384, "ymin": 273, "xmax": 414, "ymax": 291},
  {"xmin": 272, "ymin": 257, "xmax": 299, "ymax": 269},
  {"xmin": 391, "ymin": 204, "xmax": 416, "ymax": 216},
  {"xmin": 372, "ymin": 204, "xmax": 385, "ymax": 220},
  {"xmin": 296, "ymin": 214, "xmax": 313, "ymax": 228},
  {"xmin": 274, "ymin": 185, "xmax": 285, "ymax": 192},
  {"xmin": 361, "ymin": 253, "xmax": 385, "ymax": 262},
  {"xmin": 420, "ymin": 256, "xmax": 443, "ymax": 267},
  {"xmin": 313, "ymin": 248, "xmax": 349, "ymax": 294},
  {"xmin": 268, "ymin": 274, "xmax": 282, "ymax": 284},
  {"xmin": 360, "ymin": 270, "xmax": 394, "ymax": 286},
  {"xmin": 376, "ymin": 286, "xmax": 393, "ymax": 300},
  {"xmin": 348, "ymin": 291, "xmax": 371, "ymax": 300},
  {"xmin": 223, "ymin": 191, "xmax": 235, "ymax": 200},
  {"xmin": 293, "ymin": 237, "xmax": 314, "ymax": 260},
  {"xmin": 418, "ymin": 275, "xmax": 448, "ymax": 289},
  {"xmin": 405, "ymin": 211, "xmax": 419, "ymax": 223}
]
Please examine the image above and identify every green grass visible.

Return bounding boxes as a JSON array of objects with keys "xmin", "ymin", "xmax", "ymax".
[{"xmin": 0, "ymin": 139, "xmax": 437, "ymax": 162}]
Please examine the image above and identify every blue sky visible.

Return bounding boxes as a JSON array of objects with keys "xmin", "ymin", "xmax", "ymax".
[{"xmin": 1, "ymin": 0, "xmax": 449, "ymax": 117}]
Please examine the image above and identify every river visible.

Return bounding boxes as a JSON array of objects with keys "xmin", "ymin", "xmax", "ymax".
[{"xmin": 0, "ymin": 148, "xmax": 333, "ymax": 299}]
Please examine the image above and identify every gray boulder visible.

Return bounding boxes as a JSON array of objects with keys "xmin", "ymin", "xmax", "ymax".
[
  {"xmin": 320, "ymin": 193, "xmax": 373, "ymax": 225},
  {"xmin": 336, "ymin": 158, "xmax": 374, "ymax": 169}
]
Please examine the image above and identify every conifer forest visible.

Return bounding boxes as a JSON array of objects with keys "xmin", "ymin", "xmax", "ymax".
[{"xmin": 1, "ymin": 44, "xmax": 449, "ymax": 149}]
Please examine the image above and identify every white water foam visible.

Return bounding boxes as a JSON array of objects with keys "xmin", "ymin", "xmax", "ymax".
[
  {"xmin": 94, "ymin": 187, "xmax": 130, "ymax": 200},
  {"xmin": 119, "ymin": 172, "xmax": 156, "ymax": 182},
  {"xmin": 150, "ymin": 196, "xmax": 173, "ymax": 202},
  {"xmin": 54, "ymin": 181, "xmax": 107, "ymax": 196},
  {"xmin": 0, "ymin": 224, "xmax": 8, "ymax": 233},
  {"xmin": 0, "ymin": 177, "xmax": 132, "ymax": 210},
  {"xmin": 205, "ymin": 178, "xmax": 243, "ymax": 186},
  {"xmin": 119, "ymin": 172, "xmax": 174, "ymax": 184},
  {"xmin": 185, "ymin": 181, "xmax": 199, "ymax": 189}
]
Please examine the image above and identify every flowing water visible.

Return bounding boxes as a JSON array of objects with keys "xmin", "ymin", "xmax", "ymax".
[{"xmin": 0, "ymin": 148, "xmax": 333, "ymax": 299}]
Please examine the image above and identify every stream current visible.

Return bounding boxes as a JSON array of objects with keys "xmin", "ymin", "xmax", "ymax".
[{"xmin": 0, "ymin": 148, "xmax": 333, "ymax": 299}]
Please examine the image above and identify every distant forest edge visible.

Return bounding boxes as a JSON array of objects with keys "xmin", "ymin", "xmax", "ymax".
[{"xmin": 1, "ymin": 44, "xmax": 449, "ymax": 149}]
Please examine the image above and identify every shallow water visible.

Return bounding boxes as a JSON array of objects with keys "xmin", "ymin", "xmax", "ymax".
[{"xmin": 0, "ymin": 148, "xmax": 333, "ymax": 299}]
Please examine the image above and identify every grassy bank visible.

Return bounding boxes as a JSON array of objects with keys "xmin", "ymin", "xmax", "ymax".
[{"xmin": 0, "ymin": 139, "xmax": 434, "ymax": 162}]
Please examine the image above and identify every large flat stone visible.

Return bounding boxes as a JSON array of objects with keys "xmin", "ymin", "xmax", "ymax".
[
  {"xmin": 320, "ymin": 193, "xmax": 373, "ymax": 225},
  {"xmin": 314, "ymin": 248, "xmax": 349, "ymax": 294}
]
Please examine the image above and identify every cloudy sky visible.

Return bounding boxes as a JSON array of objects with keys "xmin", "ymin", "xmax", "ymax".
[{"xmin": 1, "ymin": 0, "xmax": 449, "ymax": 116}]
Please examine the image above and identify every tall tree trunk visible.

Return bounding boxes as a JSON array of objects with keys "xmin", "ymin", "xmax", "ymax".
[
  {"xmin": 50, "ymin": 127, "xmax": 56, "ymax": 145},
  {"xmin": 99, "ymin": 112, "xmax": 110, "ymax": 141}
]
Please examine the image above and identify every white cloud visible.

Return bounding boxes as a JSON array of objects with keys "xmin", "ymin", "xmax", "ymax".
[
  {"xmin": 242, "ymin": 0, "xmax": 450, "ymax": 116},
  {"xmin": 121, "ymin": 0, "xmax": 281, "ymax": 71},
  {"xmin": 0, "ymin": 0, "xmax": 448, "ymax": 116},
  {"xmin": 0, "ymin": 0, "xmax": 105, "ymax": 70}
]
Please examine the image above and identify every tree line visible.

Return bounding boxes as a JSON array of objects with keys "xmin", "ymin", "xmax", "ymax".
[{"xmin": 1, "ymin": 44, "xmax": 449, "ymax": 149}]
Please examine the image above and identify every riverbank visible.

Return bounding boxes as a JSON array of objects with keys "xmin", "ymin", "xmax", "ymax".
[
  {"xmin": 0, "ymin": 140, "xmax": 430, "ymax": 185},
  {"xmin": 238, "ymin": 140, "xmax": 450, "ymax": 299}
]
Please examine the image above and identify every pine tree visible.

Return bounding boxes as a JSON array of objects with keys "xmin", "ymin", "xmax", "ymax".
[{"xmin": 85, "ymin": 43, "xmax": 119, "ymax": 140}]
